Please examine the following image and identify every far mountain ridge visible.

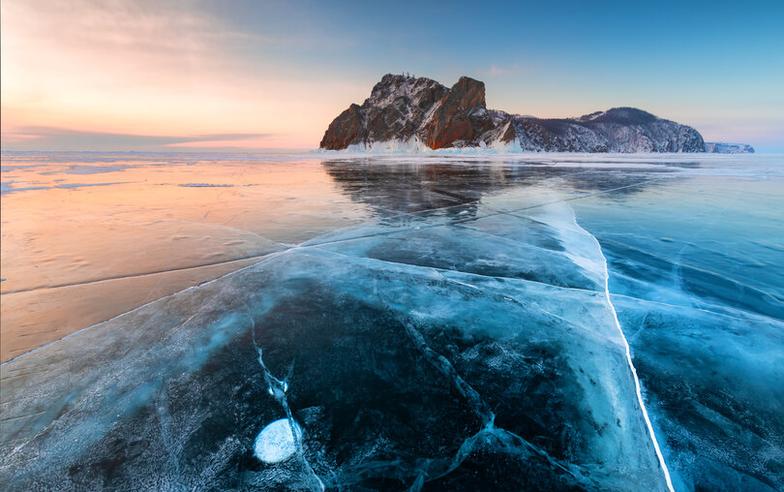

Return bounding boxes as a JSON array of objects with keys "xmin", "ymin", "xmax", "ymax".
[{"xmin": 320, "ymin": 74, "xmax": 753, "ymax": 153}]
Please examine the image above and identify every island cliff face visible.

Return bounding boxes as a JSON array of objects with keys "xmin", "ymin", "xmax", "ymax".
[{"xmin": 320, "ymin": 74, "xmax": 752, "ymax": 153}]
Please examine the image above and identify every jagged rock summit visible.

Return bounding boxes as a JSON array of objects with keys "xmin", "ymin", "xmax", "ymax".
[{"xmin": 320, "ymin": 74, "xmax": 753, "ymax": 153}]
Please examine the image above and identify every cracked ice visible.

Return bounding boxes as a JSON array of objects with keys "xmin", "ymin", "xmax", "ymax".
[{"xmin": 1, "ymin": 154, "xmax": 781, "ymax": 491}]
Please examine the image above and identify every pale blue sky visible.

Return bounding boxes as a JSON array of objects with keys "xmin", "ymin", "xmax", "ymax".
[{"xmin": 3, "ymin": 0, "xmax": 783, "ymax": 150}]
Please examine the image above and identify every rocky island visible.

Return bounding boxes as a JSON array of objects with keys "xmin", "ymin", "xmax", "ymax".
[{"xmin": 320, "ymin": 74, "xmax": 754, "ymax": 153}]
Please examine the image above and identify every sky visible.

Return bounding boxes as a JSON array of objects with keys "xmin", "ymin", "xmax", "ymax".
[{"xmin": 2, "ymin": 0, "xmax": 783, "ymax": 151}]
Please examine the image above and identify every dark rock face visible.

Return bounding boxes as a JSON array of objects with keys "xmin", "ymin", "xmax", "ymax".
[
  {"xmin": 319, "ymin": 104, "xmax": 363, "ymax": 150},
  {"xmin": 511, "ymin": 108, "xmax": 706, "ymax": 153},
  {"xmin": 319, "ymin": 74, "xmax": 449, "ymax": 150},
  {"xmin": 319, "ymin": 74, "xmax": 745, "ymax": 153}
]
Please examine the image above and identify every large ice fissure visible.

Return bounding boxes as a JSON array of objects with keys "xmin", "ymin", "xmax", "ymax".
[{"xmin": 576, "ymin": 218, "xmax": 676, "ymax": 492}]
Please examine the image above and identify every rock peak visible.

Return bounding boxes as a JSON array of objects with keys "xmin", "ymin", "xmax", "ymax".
[
  {"xmin": 320, "ymin": 74, "xmax": 750, "ymax": 153},
  {"xmin": 449, "ymin": 77, "xmax": 486, "ymax": 110}
]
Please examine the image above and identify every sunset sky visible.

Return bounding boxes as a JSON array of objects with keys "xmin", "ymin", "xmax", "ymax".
[{"xmin": 2, "ymin": 0, "xmax": 783, "ymax": 151}]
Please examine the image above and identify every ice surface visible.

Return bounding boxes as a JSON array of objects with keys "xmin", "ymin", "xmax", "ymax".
[
  {"xmin": 572, "ymin": 174, "xmax": 784, "ymax": 491},
  {"xmin": 0, "ymin": 153, "xmax": 781, "ymax": 491},
  {"xmin": 0, "ymin": 155, "xmax": 374, "ymax": 360}
]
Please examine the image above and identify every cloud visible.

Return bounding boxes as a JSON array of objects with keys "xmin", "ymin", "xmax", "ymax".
[{"xmin": 1, "ymin": 126, "xmax": 274, "ymax": 151}]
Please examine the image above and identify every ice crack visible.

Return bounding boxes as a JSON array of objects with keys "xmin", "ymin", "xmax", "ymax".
[
  {"xmin": 581, "ymin": 223, "xmax": 676, "ymax": 492},
  {"xmin": 397, "ymin": 318, "xmax": 585, "ymax": 489},
  {"xmin": 252, "ymin": 331, "xmax": 325, "ymax": 491},
  {"xmin": 401, "ymin": 318, "xmax": 493, "ymax": 425}
]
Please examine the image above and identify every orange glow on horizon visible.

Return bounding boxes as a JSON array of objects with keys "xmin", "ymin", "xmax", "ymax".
[{"xmin": 0, "ymin": 0, "xmax": 367, "ymax": 150}]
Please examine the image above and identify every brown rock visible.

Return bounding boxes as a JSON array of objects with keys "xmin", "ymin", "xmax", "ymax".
[
  {"xmin": 319, "ymin": 104, "xmax": 364, "ymax": 150},
  {"xmin": 320, "ymin": 74, "xmax": 449, "ymax": 149},
  {"xmin": 423, "ymin": 77, "xmax": 493, "ymax": 149}
]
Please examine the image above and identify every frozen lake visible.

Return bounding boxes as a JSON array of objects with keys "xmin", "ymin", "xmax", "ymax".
[{"xmin": 1, "ymin": 152, "xmax": 782, "ymax": 490}]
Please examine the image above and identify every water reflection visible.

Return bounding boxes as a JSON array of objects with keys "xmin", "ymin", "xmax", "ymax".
[
  {"xmin": 0, "ymin": 157, "xmax": 366, "ymax": 360},
  {"xmin": 0, "ymin": 154, "xmax": 689, "ymax": 360},
  {"xmin": 321, "ymin": 158, "xmax": 678, "ymax": 217}
]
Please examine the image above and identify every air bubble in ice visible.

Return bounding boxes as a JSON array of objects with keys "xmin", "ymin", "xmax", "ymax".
[{"xmin": 254, "ymin": 418, "xmax": 297, "ymax": 464}]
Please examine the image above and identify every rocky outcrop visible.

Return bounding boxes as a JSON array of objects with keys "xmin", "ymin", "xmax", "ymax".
[
  {"xmin": 509, "ymin": 108, "xmax": 706, "ymax": 153},
  {"xmin": 319, "ymin": 74, "xmax": 449, "ymax": 150},
  {"xmin": 320, "ymin": 74, "xmax": 750, "ymax": 153},
  {"xmin": 320, "ymin": 104, "xmax": 364, "ymax": 150},
  {"xmin": 705, "ymin": 142, "xmax": 755, "ymax": 153},
  {"xmin": 422, "ymin": 77, "xmax": 495, "ymax": 149}
]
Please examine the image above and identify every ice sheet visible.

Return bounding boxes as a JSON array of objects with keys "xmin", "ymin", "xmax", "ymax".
[{"xmin": 1, "ymin": 152, "xmax": 781, "ymax": 490}]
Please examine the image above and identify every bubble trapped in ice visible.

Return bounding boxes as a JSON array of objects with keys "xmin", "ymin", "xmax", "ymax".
[{"xmin": 254, "ymin": 418, "xmax": 298, "ymax": 464}]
